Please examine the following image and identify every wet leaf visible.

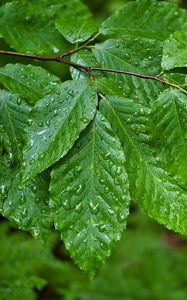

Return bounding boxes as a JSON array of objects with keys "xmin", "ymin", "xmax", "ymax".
[{"xmin": 50, "ymin": 111, "xmax": 130, "ymax": 277}]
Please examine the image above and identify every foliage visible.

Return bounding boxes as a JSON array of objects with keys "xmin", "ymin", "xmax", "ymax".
[
  {"xmin": 0, "ymin": 221, "xmax": 64, "ymax": 300},
  {"xmin": 1, "ymin": 212, "xmax": 187, "ymax": 299},
  {"xmin": 0, "ymin": 0, "xmax": 187, "ymax": 278}
]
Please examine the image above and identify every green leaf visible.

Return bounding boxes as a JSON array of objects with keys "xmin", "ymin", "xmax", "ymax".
[
  {"xmin": 55, "ymin": 2, "xmax": 99, "ymax": 44},
  {"xmin": 163, "ymin": 73, "xmax": 187, "ymax": 86},
  {"xmin": 22, "ymin": 80, "xmax": 98, "ymax": 181},
  {"xmin": 0, "ymin": 90, "xmax": 31, "ymax": 156},
  {"xmin": 99, "ymin": 0, "xmax": 187, "ymax": 41},
  {"xmin": 0, "ymin": 64, "xmax": 61, "ymax": 104},
  {"xmin": 93, "ymin": 37, "xmax": 163, "ymax": 106},
  {"xmin": 162, "ymin": 30, "xmax": 187, "ymax": 70},
  {"xmin": 3, "ymin": 172, "xmax": 52, "ymax": 241},
  {"xmin": 150, "ymin": 88, "xmax": 187, "ymax": 189},
  {"xmin": 0, "ymin": 0, "xmax": 71, "ymax": 54},
  {"xmin": 50, "ymin": 111, "xmax": 130, "ymax": 276},
  {"xmin": 100, "ymin": 95, "xmax": 187, "ymax": 235}
]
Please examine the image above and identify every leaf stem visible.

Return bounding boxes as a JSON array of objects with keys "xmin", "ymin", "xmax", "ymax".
[{"xmin": 0, "ymin": 49, "xmax": 186, "ymax": 95}]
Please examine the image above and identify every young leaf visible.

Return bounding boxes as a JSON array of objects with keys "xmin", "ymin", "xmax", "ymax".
[
  {"xmin": 50, "ymin": 111, "xmax": 130, "ymax": 277},
  {"xmin": 55, "ymin": 2, "xmax": 99, "ymax": 44},
  {"xmin": 0, "ymin": 90, "xmax": 31, "ymax": 156},
  {"xmin": 0, "ymin": 64, "xmax": 61, "ymax": 104},
  {"xmin": 0, "ymin": 0, "xmax": 71, "ymax": 54},
  {"xmin": 3, "ymin": 172, "xmax": 52, "ymax": 241},
  {"xmin": 100, "ymin": 95, "xmax": 187, "ymax": 235},
  {"xmin": 22, "ymin": 80, "xmax": 98, "ymax": 181},
  {"xmin": 162, "ymin": 30, "xmax": 187, "ymax": 70},
  {"xmin": 150, "ymin": 88, "xmax": 187, "ymax": 189},
  {"xmin": 93, "ymin": 37, "xmax": 163, "ymax": 106},
  {"xmin": 99, "ymin": 0, "xmax": 187, "ymax": 41}
]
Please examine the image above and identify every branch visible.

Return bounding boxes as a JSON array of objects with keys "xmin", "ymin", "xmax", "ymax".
[{"xmin": 0, "ymin": 50, "xmax": 186, "ymax": 95}]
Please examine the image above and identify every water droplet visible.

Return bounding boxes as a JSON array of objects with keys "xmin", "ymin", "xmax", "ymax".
[
  {"xmin": 100, "ymin": 242, "xmax": 107, "ymax": 250},
  {"xmin": 98, "ymin": 223, "xmax": 107, "ymax": 232},
  {"xmin": 104, "ymin": 152, "xmax": 110, "ymax": 160},
  {"xmin": 46, "ymin": 120, "xmax": 50, "ymax": 127},
  {"xmin": 29, "ymin": 159, "xmax": 35, "ymax": 165},
  {"xmin": 82, "ymin": 117, "xmax": 89, "ymax": 124},
  {"xmin": 39, "ymin": 153, "xmax": 45, "ymax": 161},
  {"xmin": 38, "ymin": 122, "xmax": 44, "ymax": 127},
  {"xmin": 25, "ymin": 15, "xmax": 32, "ymax": 22},
  {"xmin": 114, "ymin": 177, "xmax": 120, "ymax": 185},
  {"xmin": 52, "ymin": 46, "xmax": 59, "ymax": 53},
  {"xmin": 75, "ymin": 183, "xmax": 85, "ymax": 196},
  {"xmin": 67, "ymin": 89, "xmax": 74, "ymax": 97},
  {"xmin": 31, "ymin": 185, "xmax": 37, "ymax": 193},
  {"xmin": 21, "ymin": 208, "xmax": 28, "ymax": 218},
  {"xmin": 27, "ymin": 119, "xmax": 33, "ymax": 126},
  {"xmin": 35, "ymin": 197, "xmax": 41, "ymax": 204},
  {"xmin": 62, "ymin": 199, "xmax": 71, "ymax": 210},
  {"xmin": 115, "ymin": 166, "xmax": 122, "ymax": 175},
  {"xmin": 75, "ymin": 203, "xmax": 83, "ymax": 213},
  {"xmin": 99, "ymin": 178, "xmax": 105, "ymax": 185},
  {"xmin": 20, "ymin": 193, "xmax": 26, "ymax": 205},
  {"xmin": 75, "ymin": 165, "xmax": 82, "ymax": 173},
  {"xmin": 108, "ymin": 208, "xmax": 114, "ymax": 215},
  {"xmin": 125, "ymin": 53, "xmax": 130, "ymax": 59},
  {"xmin": 0, "ymin": 184, "xmax": 7, "ymax": 196},
  {"xmin": 104, "ymin": 186, "xmax": 109, "ymax": 193},
  {"xmin": 89, "ymin": 200, "xmax": 99, "ymax": 215},
  {"xmin": 17, "ymin": 98, "xmax": 22, "ymax": 105}
]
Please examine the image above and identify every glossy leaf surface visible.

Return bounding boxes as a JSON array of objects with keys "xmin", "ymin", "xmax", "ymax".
[
  {"xmin": 99, "ymin": 0, "xmax": 187, "ymax": 40},
  {"xmin": 100, "ymin": 95, "xmax": 187, "ymax": 235},
  {"xmin": 50, "ymin": 112, "xmax": 130, "ymax": 276},
  {"xmin": 0, "ymin": 64, "xmax": 61, "ymax": 104},
  {"xmin": 22, "ymin": 80, "xmax": 98, "ymax": 181},
  {"xmin": 93, "ymin": 37, "xmax": 163, "ymax": 106},
  {"xmin": 0, "ymin": 90, "xmax": 31, "ymax": 156},
  {"xmin": 150, "ymin": 88, "xmax": 187, "ymax": 189},
  {"xmin": 0, "ymin": 0, "xmax": 71, "ymax": 54},
  {"xmin": 55, "ymin": 2, "xmax": 99, "ymax": 44},
  {"xmin": 162, "ymin": 30, "xmax": 187, "ymax": 69},
  {"xmin": 3, "ymin": 172, "xmax": 52, "ymax": 241}
]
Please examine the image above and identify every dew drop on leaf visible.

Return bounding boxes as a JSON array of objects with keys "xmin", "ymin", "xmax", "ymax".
[
  {"xmin": 75, "ymin": 203, "xmax": 83, "ymax": 214},
  {"xmin": 38, "ymin": 122, "xmax": 44, "ymax": 127},
  {"xmin": 89, "ymin": 200, "xmax": 99, "ymax": 215},
  {"xmin": 29, "ymin": 159, "xmax": 35, "ymax": 165},
  {"xmin": 62, "ymin": 199, "xmax": 71, "ymax": 210},
  {"xmin": 46, "ymin": 120, "xmax": 50, "ymax": 126},
  {"xmin": 75, "ymin": 183, "xmax": 85, "ymax": 195},
  {"xmin": 19, "ymin": 193, "xmax": 26, "ymax": 205},
  {"xmin": 21, "ymin": 208, "xmax": 28, "ymax": 218},
  {"xmin": 16, "ymin": 98, "xmax": 22, "ymax": 105}
]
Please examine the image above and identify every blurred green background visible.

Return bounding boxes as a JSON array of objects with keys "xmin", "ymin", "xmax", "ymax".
[
  {"xmin": 1, "ymin": 0, "xmax": 187, "ymax": 299},
  {"xmin": 1, "ymin": 209, "xmax": 187, "ymax": 300}
]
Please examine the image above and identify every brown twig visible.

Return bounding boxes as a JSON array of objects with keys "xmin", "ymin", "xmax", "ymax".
[{"xmin": 0, "ymin": 49, "xmax": 186, "ymax": 94}]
